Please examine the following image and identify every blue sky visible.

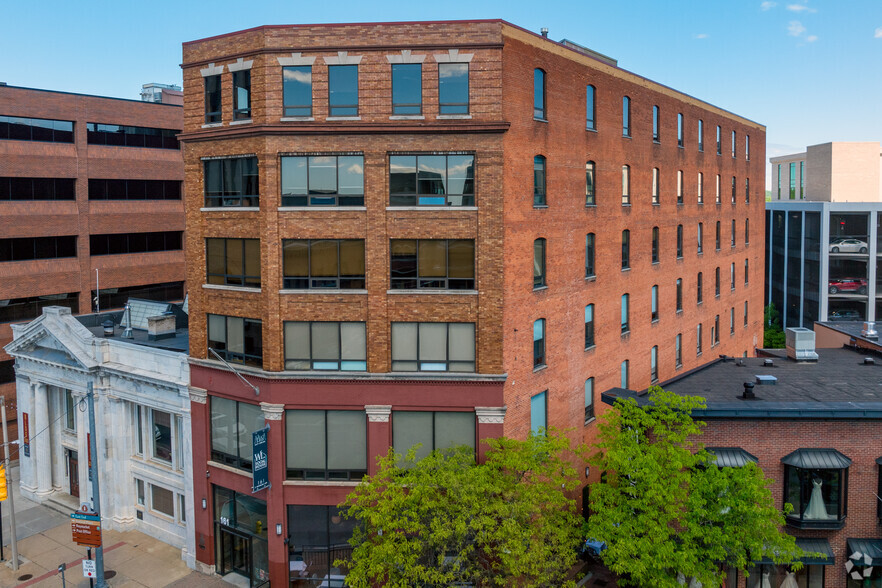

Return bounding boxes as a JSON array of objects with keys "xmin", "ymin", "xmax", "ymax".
[{"xmin": 3, "ymin": 0, "xmax": 880, "ymax": 186}]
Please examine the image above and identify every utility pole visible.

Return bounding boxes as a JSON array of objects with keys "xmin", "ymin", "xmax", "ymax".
[
  {"xmin": 86, "ymin": 383, "xmax": 107, "ymax": 588},
  {"xmin": 1, "ymin": 397, "xmax": 19, "ymax": 570}
]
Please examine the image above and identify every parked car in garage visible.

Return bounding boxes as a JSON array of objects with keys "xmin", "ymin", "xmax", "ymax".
[
  {"xmin": 829, "ymin": 239, "xmax": 868, "ymax": 253},
  {"xmin": 828, "ymin": 278, "xmax": 868, "ymax": 294},
  {"xmin": 828, "ymin": 309, "xmax": 862, "ymax": 321}
]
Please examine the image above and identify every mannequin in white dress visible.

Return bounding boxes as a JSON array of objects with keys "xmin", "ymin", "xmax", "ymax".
[
  {"xmin": 779, "ymin": 571, "xmax": 798, "ymax": 588},
  {"xmin": 755, "ymin": 570, "xmax": 771, "ymax": 588},
  {"xmin": 803, "ymin": 478, "xmax": 829, "ymax": 520}
]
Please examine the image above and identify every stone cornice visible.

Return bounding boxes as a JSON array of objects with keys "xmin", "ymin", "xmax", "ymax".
[
  {"xmin": 189, "ymin": 387, "xmax": 208, "ymax": 405},
  {"xmin": 365, "ymin": 405, "xmax": 392, "ymax": 422},
  {"xmin": 475, "ymin": 406, "xmax": 506, "ymax": 424},
  {"xmin": 260, "ymin": 402, "xmax": 285, "ymax": 420}
]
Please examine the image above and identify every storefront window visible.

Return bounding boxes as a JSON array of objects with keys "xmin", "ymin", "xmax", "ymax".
[
  {"xmin": 782, "ymin": 449, "xmax": 850, "ymax": 529},
  {"xmin": 214, "ymin": 486, "xmax": 269, "ymax": 587},
  {"xmin": 288, "ymin": 505, "xmax": 355, "ymax": 587}
]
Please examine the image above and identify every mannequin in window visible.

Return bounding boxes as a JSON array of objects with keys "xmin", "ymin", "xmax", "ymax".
[
  {"xmin": 754, "ymin": 570, "xmax": 771, "ymax": 588},
  {"xmin": 803, "ymin": 477, "xmax": 829, "ymax": 520},
  {"xmin": 779, "ymin": 570, "xmax": 798, "ymax": 588}
]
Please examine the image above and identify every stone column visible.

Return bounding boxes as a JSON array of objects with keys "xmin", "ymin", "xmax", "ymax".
[
  {"xmin": 475, "ymin": 407, "xmax": 506, "ymax": 463},
  {"xmin": 260, "ymin": 402, "xmax": 286, "ymax": 587},
  {"xmin": 16, "ymin": 376, "xmax": 36, "ymax": 496},
  {"xmin": 180, "ymin": 387, "xmax": 197, "ymax": 570},
  {"xmin": 106, "ymin": 394, "xmax": 132, "ymax": 527},
  {"xmin": 365, "ymin": 405, "xmax": 392, "ymax": 475},
  {"xmin": 33, "ymin": 382, "xmax": 53, "ymax": 498},
  {"xmin": 74, "ymin": 390, "xmax": 90, "ymax": 507}
]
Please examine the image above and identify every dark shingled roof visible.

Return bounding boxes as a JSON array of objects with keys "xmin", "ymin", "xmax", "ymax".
[
  {"xmin": 706, "ymin": 447, "xmax": 758, "ymax": 468},
  {"xmin": 781, "ymin": 448, "xmax": 852, "ymax": 469}
]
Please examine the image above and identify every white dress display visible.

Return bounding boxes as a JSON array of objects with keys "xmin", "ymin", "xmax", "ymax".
[
  {"xmin": 779, "ymin": 571, "xmax": 798, "ymax": 588},
  {"xmin": 803, "ymin": 478, "xmax": 830, "ymax": 520},
  {"xmin": 755, "ymin": 571, "xmax": 771, "ymax": 588}
]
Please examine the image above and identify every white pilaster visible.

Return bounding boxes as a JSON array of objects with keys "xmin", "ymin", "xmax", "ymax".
[
  {"xmin": 17, "ymin": 377, "xmax": 36, "ymax": 495},
  {"xmin": 33, "ymin": 382, "xmax": 53, "ymax": 497}
]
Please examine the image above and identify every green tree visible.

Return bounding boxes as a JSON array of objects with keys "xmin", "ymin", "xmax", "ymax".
[
  {"xmin": 587, "ymin": 388, "xmax": 805, "ymax": 588},
  {"xmin": 339, "ymin": 432, "xmax": 584, "ymax": 587},
  {"xmin": 764, "ymin": 303, "xmax": 786, "ymax": 348}
]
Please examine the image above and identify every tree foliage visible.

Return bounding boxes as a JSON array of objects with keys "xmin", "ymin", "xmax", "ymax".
[
  {"xmin": 339, "ymin": 432, "xmax": 585, "ymax": 587},
  {"xmin": 764, "ymin": 303, "xmax": 786, "ymax": 348},
  {"xmin": 587, "ymin": 387, "xmax": 804, "ymax": 588}
]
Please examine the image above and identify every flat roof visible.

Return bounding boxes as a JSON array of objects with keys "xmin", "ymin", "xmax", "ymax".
[
  {"xmin": 0, "ymin": 84, "xmax": 182, "ymax": 108},
  {"xmin": 75, "ymin": 308, "xmax": 189, "ymax": 353}
]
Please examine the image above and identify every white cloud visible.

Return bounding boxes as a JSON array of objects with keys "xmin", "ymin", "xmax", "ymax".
[
  {"xmin": 786, "ymin": 3, "xmax": 816, "ymax": 12},
  {"xmin": 875, "ymin": 27, "xmax": 882, "ymax": 38},
  {"xmin": 694, "ymin": 33, "xmax": 709, "ymax": 39},
  {"xmin": 805, "ymin": 35, "xmax": 818, "ymax": 42},
  {"xmin": 788, "ymin": 20, "xmax": 806, "ymax": 36},
  {"xmin": 761, "ymin": 1, "xmax": 777, "ymax": 9}
]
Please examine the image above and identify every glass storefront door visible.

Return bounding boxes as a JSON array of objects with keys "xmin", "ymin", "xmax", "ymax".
[{"xmin": 214, "ymin": 485, "xmax": 269, "ymax": 587}]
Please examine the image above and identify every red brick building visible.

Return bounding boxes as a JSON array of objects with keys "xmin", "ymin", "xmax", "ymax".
[
  {"xmin": 180, "ymin": 20, "xmax": 764, "ymax": 586},
  {"xmin": 0, "ymin": 85, "xmax": 185, "ymax": 439}
]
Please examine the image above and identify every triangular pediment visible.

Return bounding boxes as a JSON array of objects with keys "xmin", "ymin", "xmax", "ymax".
[{"xmin": 4, "ymin": 308, "xmax": 98, "ymax": 370}]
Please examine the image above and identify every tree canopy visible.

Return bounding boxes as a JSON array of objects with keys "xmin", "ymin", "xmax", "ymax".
[
  {"xmin": 586, "ymin": 387, "xmax": 804, "ymax": 587},
  {"xmin": 339, "ymin": 432, "xmax": 585, "ymax": 587},
  {"xmin": 764, "ymin": 303, "xmax": 786, "ymax": 348}
]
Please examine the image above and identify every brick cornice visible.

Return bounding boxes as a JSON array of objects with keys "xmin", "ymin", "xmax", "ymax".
[{"xmin": 179, "ymin": 121, "xmax": 510, "ymax": 142}]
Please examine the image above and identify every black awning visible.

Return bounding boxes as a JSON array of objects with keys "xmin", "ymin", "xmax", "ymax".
[
  {"xmin": 875, "ymin": 456, "xmax": 882, "ymax": 465},
  {"xmin": 706, "ymin": 447, "xmax": 758, "ymax": 468},
  {"xmin": 781, "ymin": 448, "xmax": 852, "ymax": 469},
  {"xmin": 756, "ymin": 538, "xmax": 834, "ymax": 566},
  {"xmin": 847, "ymin": 538, "xmax": 882, "ymax": 566}
]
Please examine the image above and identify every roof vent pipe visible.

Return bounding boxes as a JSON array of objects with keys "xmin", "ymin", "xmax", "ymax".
[
  {"xmin": 102, "ymin": 319, "xmax": 114, "ymax": 337},
  {"xmin": 540, "ymin": 27, "xmax": 549, "ymax": 38},
  {"xmin": 743, "ymin": 382, "xmax": 756, "ymax": 399},
  {"xmin": 763, "ymin": 358, "xmax": 774, "ymax": 367},
  {"xmin": 864, "ymin": 357, "xmax": 875, "ymax": 365}
]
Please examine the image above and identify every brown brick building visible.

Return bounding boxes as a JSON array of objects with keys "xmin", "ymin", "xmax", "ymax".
[
  {"xmin": 0, "ymin": 85, "xmax": 185, "ymax": 440},
  {"xmin": 180, "ymin": 20, "xmax": 764, "ymax": 586}
]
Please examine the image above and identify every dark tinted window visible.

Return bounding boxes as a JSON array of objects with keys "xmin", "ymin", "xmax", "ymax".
[
  {"xmin": 0, "ymin": 177, "xmax": 75, "ymax": 200},
  {"xmin": 205, "ymin": 75, "xmax": 222, "ymax": 123},
  {"xmin": 92, "ymin": 281, "xmax": 183, "ymax": 311},
  {"xmin": 206, "ymin": 238, "xmax": 261, "ymax": 288},
  {"xmin": 0, "ymin": 293, "xmax": 78, "ymax": 324},
  {"xmin": 392, "ymin": 64, "xmax": 422, "ymax": 115},
  {"xmin": 328, "ymin": 65, "xmax": 358, "ymax": 117},
  {"xmin": 533, "ymin": 156, "xmax": 546, "ymax": 206},
  {"xmin": 389, "ymin": 154, "xmax": 474, "ymax": 206},
  {"xmin": 586, "ymin": 86, "xmax": 596, "ymax": 130},
  {"xmin": 232, "ymin": 70, "xmax": 251, "ymax": 120},
  {"xmin": 89, "ymin": 232, "xmax": 182, "ymax": 256},
  {"xmin": 86, "ymin": 123, "xmax": 179, "ymax": 149},
  {"xmin": 390, "ymin": 239, "xmax": 474, "ymax": 290},
  {"xmin": 622, "ymin": 97, "xmax": 631, "ymax": 136},
  {"xmin": 0, "ymin": 236, "xmax": 76, "ymax": 262},
  {"xmin": 0, "ymin": 360, "xmax": 14, "ymax": 384},
  {"xmin": 88, "ymin": 179, "xmax": 180, "ymax": 200},
  {"xmin": 0, "ymin": 116, "xmax": 74, "ymax": 143},
  {"xmin": 208, "ymin": 315, "xmax": 263, "ymax": 367},
  {"xmin": 282, "ymin": 239, "xmax": 365, "ymax": 290},
  {"xmin": 534, "ymin": 69, "xmax": 546, "ymax": 119},
  {"xmin": 281, "ymin": 155, "xmax": 364, "ymax": 207},
  {"xmin": 438, "ymin": 63, "xmax": 469, "ymax": 114},
  {"xmin": 204, "ymin": 157, "xmax": 259, "ymax": 207},
  {"xmin": 283, "ymin": 66, "xmax": 312, "ymax": 117}
]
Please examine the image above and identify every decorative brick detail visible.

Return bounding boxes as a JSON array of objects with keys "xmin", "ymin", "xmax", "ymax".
[
  {"xmin": 365, "ymin": 405, "xmax": 392, "ymax": 423},
  {"xmin": 434, "ymin": 49, "xmax": 474, "ymax": 63},
  {"xmin": 386, "ymin": 50, "xmax": 426, "ymax": 64},
  {"xmin": 277, "ymin": 53, "xmax": 316, "ymax": 67},
  {"xmin": 475, "ymin": 406, "xmax": 506, "ymax": 424},
  {"xmin": 323, "ymin": 51, "xmax": 362, "ymax": 65},
  {"xmin": 227, "ymin": 57, "xmax": 253, "ymax": 72},
  {"xmin": 200, "ymin": 63, "xmax": 224, "ymax": 77}
]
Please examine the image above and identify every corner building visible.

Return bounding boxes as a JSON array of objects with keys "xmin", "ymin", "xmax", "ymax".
[{"xmin": 181, "ymin": 20, "xmax": 764, "ymax": 586}]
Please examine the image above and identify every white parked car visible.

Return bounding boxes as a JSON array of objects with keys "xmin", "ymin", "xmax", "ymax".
[{"xmin": 829, "ymin": 239, "xmax": 868, "ymax": 254}]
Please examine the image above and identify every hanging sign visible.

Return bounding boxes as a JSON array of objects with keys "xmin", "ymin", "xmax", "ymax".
[
  {"xmin": 252, "ymin": 426, "xmax": 270, "ymax": 493},
  {"xmin": 22, "ymin": 413, "xmax": 30, "ymax": 457}
]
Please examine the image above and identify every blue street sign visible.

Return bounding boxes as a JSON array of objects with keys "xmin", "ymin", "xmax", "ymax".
[{"xmin": 252, "ymin": 425, "xmax": 270, "ymax": 493}]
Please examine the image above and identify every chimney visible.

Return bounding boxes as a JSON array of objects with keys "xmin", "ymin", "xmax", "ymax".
[
  {"xmin": 147, "ymin": 313, "xmax": 176, "ymax": 341},
  {"xmin": 785, "ymin": 327, "xmax": 819, "ymax": 361},
  {"xmin": 862, "ymin": 322, "xmax": 878, "ymax": 340},
  {"xmin": 742, "ymin": 382, "xmax": 756, "ymax": 399},
  {"xmin": 540, "ymin": 27, "xmax": 549, "ymax": 38}
]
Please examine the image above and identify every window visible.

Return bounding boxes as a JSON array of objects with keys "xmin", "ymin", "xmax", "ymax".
[
  {"xmin": 533, "ymin": 238, "xmax": 546, "ymax": 288},
  {"xmin": 533, "ymin": 69, "xmax": 546, "ymax": 119},
  {"xmin": 677, "ymin": 170, "xmax": 683, "ymax": 204},
  {"xmin": 697, "ymin": 223, "xmax": 704, "ymax": 254},
  {"xmin": 391, "ymin": 322, "xmax": 475, "ymax": 372},
  {"xmin": 715, "ymin": 174, "xmax": 721, "ymax": 204},
  {"xmin": 731, "ymin": 176, "xmax": 736, "ymax": 204},
  {"xmin": 89, "ymin": 231, "xmax": 182, "ymax": 256},
  {"xmin": 286, "ymin": 505, "xmax": 355, "ymax": 581},
  {"xmin": 88, "ymin": 179, "xmax": 180, "ymax": 200},
  {"xmin": 620, "ymin": 360, "xmax": 629, "ymax": 388},
  {"xmin": 697, "ymin": 272, "xmax": 703, "ymax": 304},
  {"xmin": 86, "ymin": 123, "xmax": 179, "ymax": 149},
  {"xmin": 1, "ymin": 177, "xmax": 75, "ymax": 201},
  {"xmin": 651, "ymin": 227, "xmax": 659, "ymax": 263},
  {"xmin": 151, "ymin": 484, "xmax": 175, "ymax": 518},
  {"xmin": 730, "ymin": 307, "xmax": 735, "ymax": 334},
  {"xmin": 232, "ymin": 70, "xmax": 251, "ymax": 120},
  {"xmin": 284, "ymin": 322, "xmax": 366, "ymax": 371},
  {"xmin": 283, "ymin": 154, "xmax": 365, "ymax": 207},
  {"xmin": 203, "ymin": 156, "xmax": 258, "ymax": 207},
  {"xmin": 0, "ymin": 236, "xmax": 76, "ymax": 262},
  {"xmin": 731, "ymin": 220, "xmax": 736, "ymax": 247},
  {"xmin": 0, "ymin": 361, "xmax": 14, "ymax": 385},
  {"xmin": 390, "ymin": 239, "xmax": 474, "ymax": 290},
  {"xmin": 533, "ymin": 318, "xmax": 546, "ymax": 368},
  {"xmin": 745, "ymin": 259, "xmax": 749, "ymax": 285},
  {"xmin": 282, "ymin": 239, "xmax": 365, "ymax": 289},
  {"xmin": 731, "ymin": 130, "xmax": 736, "ymax": 158},
  {"xmin": 697, "ymin": 323, "xmax": 703, "ymax": 355},
  {"xmin": 215, "ymin": 487, "xmax": 268, "ymax": 539},
  {"xmin": 789, "ymin": 162, "xmax": 796, "ymax": 199},
  {"xmin": 206, "ymin": 238, "xmax": 260, "ymax": 287},
  {"xmin": 651, "ymin": 168, "xmax": 660, "ymax": 204},
  {"xmin": 283, "ymin": 66, "xmax": 312, "ymax": 116},
  {"xmin": 134, "ymin": 405, "xmax": 144, "ymax": 455},
  {"xmin": 715, "ymin": 267, "xmax": 721, "ymax": 297},
  {"xmin": 622, "ymin": 96, "xmax": 631, "ymax": 136},
  {"xmin": 204, "ymin": 74, "xmax": 221, "ymax": 123},
  {"xmin": 713, "ymin": 315, "xmax": 720, "ymax": 344},
  {"xmin": 64, "ymin": 389, "xmax": 76, "ymax": 431},
  {"xmin": 394, "ymin": 411, "xmax": 475, "ymax": 459},
  {"xmin": 530, "ymin": 392, "xmax": 547, "ymax": 434},
  {"xmin": 777, "ymin": 164, "xmax": 782, "ymax": 199},
  {"xmin": 716, "ymin": 125, "xmax": 721, "ymax": 155},
  {"xmin": 328, "ymin": 65, "xmax": 358, "ymax": 116},
  {"xmin": 676, "ymin": 278, "xmax": 683, "ymax": 312},
  {"xmin": 584, "ymin": 304, "xmax": 595, "ymax": 348},
  {"xmin": 585, "ymin": 161, "xmax": 596, "ymax": 205},
  {"xmin": 651, "ymin": 285, "xmax": 659, "ymax": 322},
  {"xmin": 389, "ymin": 153, "xmax": 473, "ymax": 206},
  {"xmin": 151, "ymin": 409, "xmax": 173, "ymax": 464},
  {"xmin": 746, "ymin": 134, "xmax": 750, "ymax": 160},
  {"xmin": 136, "ymin": 479, "xmax": 145, "ymax": 506},
  {"xmin": 621, "ymin": 293, "xmax": 630, "ymax": 333},
  {"xmin": 697, "ymin": 172, "xmax": 704, "ymax": 204},
  {"xmin": 621, "ymin": 230, "xmax": 630, "ymax": 269},
  {"xmin": 675, "ymin": 334, "xmax": 682, "ymax": 368},
  {"xmin": 677, "ymin": 113, "xmax": 684, "ymax": 147},
  {"xmin": 745, "ymin": 177, "xmax": 750, "ymax": 203},
  {"xmin": 730, "ymin": 262, "xmax": 736, "ymax": 290},
  {"xmin": 697, "ymin": 119, "xmax": 704, "ymax": 151},
  {"xmin": 179, "ymin": 494, "xmax": 186, "ymax": 523},
  {"xmin": 652, "ymin": 105, "xmax": 660, "ymax": 142},
  {"xmin": 676, "ymin": 225, "xmax": 683, "ymax": 258},
  {"xmin": 586, "ymin": 85, "xmax": 596, "ymax": 130},
  {"xmin": 392, "ymin": 63, "xmax": 422, "ymax": 115},
  {"xmin": 93, "ymin": 282, "xmax": 183, "ymax": 312},
  {"xmin": 210, "ymin": 397, "xmax": 265, "ymax": 471},
  {"xmin": 621, "ymin": 165, "xmax": 630, "ymax": 205},
  {"xmin": 286, "ymin": 410, "xmax": 366, "ymax": 480},
  {"xmin": 800, "ymin": 161, "xmax": 804, "ymax": 198},
  {"xmin": 0, "ymin": 115, "xmax": 74, "ymax": 143},
  {"xmin": 0, "ymin": 293, "xmax": 78, "ymax": 324},
  {"xmin": 533, "ymin": 155, "xmax": 546, "ymax": 206},
  {"xmin": 650, "ymin": 346, "xmax": 658, "ymax": 382},
  {"xmin": 585, "ymin": 378, "xmax": 594, "ymax": 422},
  {"xmin": 585, "ymin": 233, "xmax": 596, "ymax": 278},
  {"xmin": 745, "ymin": 218, "xmax": 750, "ymax": 245},
  {"xmin": 744, "ymin": 301, "xmax": 749, "ymax": 326},
  {"xmin": 439, "ymin": 63, "xmax": 469, "ymax": 114},
  {"xmin": 207, "ymin": 314, "xmax": 263, "ymax": 367},
  {"xmin": 783, "ymin": 448, "xmax": 850, "ymax": 528}
]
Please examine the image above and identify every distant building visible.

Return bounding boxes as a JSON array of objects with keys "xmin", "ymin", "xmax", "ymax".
[
  {"xmin": 4, "ymin": 301, "xmax": 196, "ymax": 569},
  {"xmin": 766, "ymin": 142, "xmax": 882, "ymax": 327},
  {"xmin": 141, "ymin": 83, "xmax": 184, "ymax": 106},
  {"xmin": 0, "ymin": 85, "xmax": 186, "ymax": 441}
]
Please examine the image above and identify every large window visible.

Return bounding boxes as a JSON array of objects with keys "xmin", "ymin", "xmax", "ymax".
[
  {"xmin": 394, "ymin": 411, "xmax": 475, "ymax": 460},
  {"xmin": 533, "ymin": 69, "xmax": 546, "ymax": 120},
  {"xmin": 64, "ymin": 389, "xmax": 76, "ymax": 431},
  {"xmin": 531, "ymin": 392, "xmax": 547, "ymax": 434},
  {"xmin": 0, "ymin": 115, "xmax": 74, "ymax": 143},
  {"xmin": 533, "ymin": 155, "xmax": 546, "ymax": 206},
  {"xmin": 585, "ymin": 304, "xmax": 595, "ymax": 348},
  {"xmin": 585, "ymin": 378, "xmax": 595, "ymax": 422},
  {"xmin": 282, "ymin": 239, "xmax": 365, "ymax": 289},
  {"xmin": 389, "ymin": 153, "xmax": 474, "ymax": 206},
  {"xmin": 0, "ymin": 361, "xmax": 15, "ymax": 385},
  {"xmin": 328, "ymin": 65, "xmax": 358, "ymax": 117},
  {"xmin": 652, "ymin": 227, "xmax": 660, "ymax": 263},
  {"xmin": 210, "ymin": 397, "xmax": 265, "ymax": 471},
  {"xmin": 533, "ymin": 318, "xmax": 546, "ymax": 368},
  {"xmin": 534, "ymin": 238, "xmax": 546, "ymax": 288},
  {"xmin": 282, "ymin": 154, "xmax": 364, "ymax": 207},
  {"xmin": 731, "ymin": 130, "xmax": 736, "ymax": 158},
  {"xmin": 392, "ymin": 63, "xmax": 422, "ymax": 115},
  {"xmin": 746, "ymin": 134, "xmax": 750, "ymax": 161},
  {"xmin": 0, "ymin": 293, "xmax": 78, "ymax": 324},
  {"xmin": 93, "ymin": 281, "xmax": 183, "ymax": 312},
  {"xmin": 283, "ymin": 66, "xmax": 312, "ymax": 116},
  {"xmin": 232, "ymin": 70, "xmax": 251, "ymax": 120},
  {"xmin": 713, "ymin": 315, "xmax": 720, "ymax": 345},
  {"xmin": 286, "ymin": 505, "xmax": 355, "ymax": 585},
  {"xmin": 0, "ymin": 236, "xmax": 76, "ymax": 262},
  {"xmin": 730, "ymin": 262, "xmax": 736, "ymax": 290},
  {"xmin": 745, "ymin": 258, "xmax": 750, "ymax": 285},
  {"xmin": 652, "ymin": 105, "xmax": 660, "ymax": 142},
  {"xmin": 205, "ymin": 74, "xmax": 221, "ymax": 123},
  {"xmin": 390, "ymin": 239, "xmax": 474, "ymax": 290},
  {"xmin": 586, "ymin": 161, "xmax": 596, "ymax": 205},
  {"xmin": 783, "ymin": 449, "xmax": 850, "ymax": 529},
  {"xmin": 586, "ymin": 85, "xmax": 596, "ymax": 130},
  {"xmin": 151, "ymin": 409, "xmax": 174, "ymax": 465},
  {"xmin": 284, "ymin": 322, "xmax": 366, "ymax": 371},
  {"xmin": 585, "ymin": 233, "xmax": 596, "ymax": 278},
  {"xmin": 86, "ymin": 123, "xmax": 179, "ymax": 149},
  {"xmin": 207, "ymin": 314, "xmax": 263, "ymax": 367},
  {"xmin": 88, "ymin": 179, "xmax": 180, "ymax": 200},
  {"xmin": 652, "ymin": 168, "xmax": 660, "ymax": 204},
  {"xmin": 651, "ymin": 285, "xmax": 659, "ymax": 322},
  {"xmin": 391, "ymin": 322, "xmax": 475, "ymax": 372},
  {"xmin": 438, "ymin": 63, "xmax": 469, "ymax": 114},
  {"xmin": 204, "ymin": 156, "xmax": 259, "ymax": 207},
  {"xmin": 621, "ymin": 293, "xmax": 630, "ymax": 334},
  {"xmin": 285, "ymin": 410, "xmax": 366, "ymax": 480},
  {"xmin": 622, "ymin": 165, "xmax": 630, "ymax": 205},
  {"xmin": 1, "ymin": 177, "xmax": 75, "ymax": 201},
  {"xmin": 676, "ymin": 225, "xmax": 683, "ymax": 258},
  {"xmin": 206, "ymin": 238, "xmax": 261, "ymax": 287},
  {"xmin": 90, "ymin": 231, "xmax": 182, "ymax": 256},
  {"xmin": 622, "ymin": 230, "xmax": 630, "ymax": 269},
  {"xmin": 622, "ymin": 96, "xmax": 631, "ymax": 136}
]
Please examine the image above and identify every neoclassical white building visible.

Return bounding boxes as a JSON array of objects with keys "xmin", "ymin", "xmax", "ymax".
[{"xmin": 5, "ymin": 304, "xmax": 196, "ymax": 568}]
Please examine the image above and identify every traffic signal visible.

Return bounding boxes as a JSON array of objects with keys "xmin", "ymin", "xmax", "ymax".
[{"xmin": 0, "ymin": 464, "xmax": 7, "ymax": 502}]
